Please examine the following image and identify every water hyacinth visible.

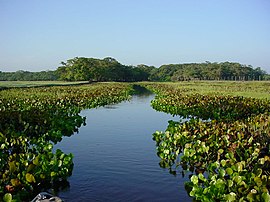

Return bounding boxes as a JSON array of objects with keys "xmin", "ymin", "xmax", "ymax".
[
  {"xmin": 0, "ymin": 83, "xmax": 132, "ymax": 201},
  {"xmin": 144, "ymin": 82, "xmax": 270, "ymax": 201}
]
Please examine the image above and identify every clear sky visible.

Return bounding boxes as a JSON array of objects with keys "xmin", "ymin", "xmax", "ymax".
[{"xmin": 1, "ymin": 0, "xmax": 270, "ymax": 73}]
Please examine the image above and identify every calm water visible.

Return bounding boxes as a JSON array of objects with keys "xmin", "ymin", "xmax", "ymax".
[{"xmin": 55, "ymin": 92, "xmax": 191, "ymax": 202}]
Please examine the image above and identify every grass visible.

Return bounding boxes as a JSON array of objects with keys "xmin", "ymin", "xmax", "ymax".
[
  {"xmin": 1, "ymin": 80, "xmax": 270, "ymax": 99},
  {"xmin": 0, "ymin": 81, "xmax": 89, "ymax": 88},
  {"xmin": 168, "ymin": 81, "xmax": 270, "ymax": 99}
]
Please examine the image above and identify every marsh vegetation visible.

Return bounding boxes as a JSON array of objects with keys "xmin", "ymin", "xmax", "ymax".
[{"xmin": 0, "ymin": 81, "xmax": 269, "ymax": 201}]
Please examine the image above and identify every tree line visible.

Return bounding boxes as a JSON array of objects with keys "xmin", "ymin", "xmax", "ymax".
[
  {"xmin": 56, "ymin": 57, "xmax": 155, "ymax": 82},
  {"xmin": 0, "ymin": 70, "xmax": 58, "ymax": 81},
  {"xmin": 0, "ymin": 57, "xmax": 269, "ymax": 81},
  {"xmin": 151, "ymin": 61, "xmax": 268, "ymax": 81}
]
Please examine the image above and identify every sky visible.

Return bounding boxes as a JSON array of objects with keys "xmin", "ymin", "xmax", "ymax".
[{"xmin": 0, "ymin": 0, "xmax": 270, "ymax": 73}]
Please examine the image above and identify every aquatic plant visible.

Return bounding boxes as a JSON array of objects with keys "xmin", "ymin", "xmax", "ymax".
[
  {"xmin": 0, "ymin": 83, "xmax": 132, "ymax": 201},
  {"xmin": 145, "ymin": 82, "xmax": 270, "ymax": 201}
]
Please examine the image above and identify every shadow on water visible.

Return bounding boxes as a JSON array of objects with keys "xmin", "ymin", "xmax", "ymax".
[
  {"xmin": 132, "ymin": 84, "xmax": 153, "ymax": 96},
  {"xmin": 104, "ymin": 84, "xmax": 154, "ymax": 109}
]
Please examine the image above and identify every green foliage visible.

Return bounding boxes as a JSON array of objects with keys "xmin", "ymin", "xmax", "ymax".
[
  {"xmin": 56, "ymin": 57, "xmax": 155, "ymax": 82},
  {"xmin": 3, "ymin": 193, "xmax": 12, "ymax": 202},
  {"xmin": 146, "ymin": 82, "xmax": 270, "ymax": 201},
  {"xmin": 1, "ymin": 58, "xmax": 268, "ymax": 82},
  {"xmin": 0, "ymin": 83, "xmax": 132, "ymax": 201},
  {"xmin": 0, "ymin": 70, "xmax": 58, "ymax": 81},
  {"xmin": 153, "ymin": 62, "xmax": 267, "ymax": 81},
  {"xmin": 264, "ymin": 74, "xmax": 270, "ymax": 80},
  {"xmin": 0, "ymin": 81, "xmax": 88, "ymax": 88},
  {"xmin": 151, "ymin": 93, "xmax": 270, "ymax": 121}
]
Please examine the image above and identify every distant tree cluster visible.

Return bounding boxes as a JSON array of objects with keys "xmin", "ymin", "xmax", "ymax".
[
  {"xmin": 56, "ymin": 57, "xmax": 155, "ymax": 82},
  {"xmin": 264, "ymin": 74, "xmax": 270, "ymax": 80},
  {"xmin": 150, "ymin": 62, "xmax": 268, "ymax": 81},
  {"xmin": 57, "ymin": 58, "xmax": 268, "ymax": 82},
  {"xmin": 0, "ymin": 57, "xmax": 269, "ymax": 81},
  {"xmin": 0, "ymin": 70, "xmax": 58, "ymax": 81}
]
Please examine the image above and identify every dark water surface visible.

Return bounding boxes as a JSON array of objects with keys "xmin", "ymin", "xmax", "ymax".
[{"xmin": 55, "ymin": 93, "xmax": 191, "ymax": 201}]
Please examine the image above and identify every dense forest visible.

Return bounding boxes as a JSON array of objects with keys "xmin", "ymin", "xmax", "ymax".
[{"xmin": 0, "ymin": 57, "xmax": 269, "ymax": 81}]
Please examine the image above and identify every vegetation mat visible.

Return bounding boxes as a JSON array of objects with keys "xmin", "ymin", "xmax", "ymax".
[
  {"xmin": 141, "ymin": 81, "xmax": 270, "ymax": 202},
  {"xmin": 0, "ymin": 83, "xmax": 133, "ymax": 201}
]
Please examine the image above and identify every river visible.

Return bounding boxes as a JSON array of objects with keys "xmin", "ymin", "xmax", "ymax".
[{"xmin": 55, "ymin": 91, "xmax": 191, "ymax": 201}]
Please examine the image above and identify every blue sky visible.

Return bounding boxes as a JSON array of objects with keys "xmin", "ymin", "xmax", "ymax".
[{"xmin": 1, "ymin": 0, "xmax": 270, "ymax": 73}]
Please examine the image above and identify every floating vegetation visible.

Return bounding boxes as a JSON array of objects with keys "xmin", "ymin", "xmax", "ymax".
[
  {"xmin": 143, "ymin": 82, "xmax": 270, "ymax": 201},
  {"xmin": 0, "ymin": 83, "xmax": 132, "ymax": 201}
]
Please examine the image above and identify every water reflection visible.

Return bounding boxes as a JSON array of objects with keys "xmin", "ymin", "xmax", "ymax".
[
  {"xmin": 55, "ymin": 89, "xmax": 192, "ymax": 201},
  {"xmin": 103, "ymin": 105, "xmax": 118, "ymax": 109}
]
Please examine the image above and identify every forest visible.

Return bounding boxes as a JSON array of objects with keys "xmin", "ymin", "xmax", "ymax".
[{"xmin": 0, "ymin": 57, "xmax": 269, "ymax": 81}]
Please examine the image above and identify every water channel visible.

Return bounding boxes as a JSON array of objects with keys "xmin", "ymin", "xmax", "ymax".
[{"xmin": 55, "ymin": 91, "xmax": 192, "ymax": 201}]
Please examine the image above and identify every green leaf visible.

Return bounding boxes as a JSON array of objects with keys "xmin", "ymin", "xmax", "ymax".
[
  {"xmin": 216, "ymin": 179, "xmax": 225, "ymax": 189},
  {"xmin": 63, "ymin": 156, "xmax": 72, "ymax": 165},
  {"xmin": 259, "ymin": 158, "xmax": 265, "ymax": 164},
  {"xmin": 3, "ymin": 193, "xmax": 12, "ymax": 202},
  {"xmin": 11, "ymin": 179, "xmax": 20, "ymax": 187},
  {"xmin": 248, "ymin": 136, "xmax": 253, "ymax": 144},
  {"xmin": 221, "ymin": 159, "xmax": 227, "ymax": 167},
  {"xmin": 51, "ymin": 171, "xmax": 56, "ymax": 177},
  {"xmin": 236, "ymin": 162, "xmax": 243, "ymax": 172},
  {"xmin": 198, "ymin": 173, "xmax": 206, "ymax": 182},
  {"xmin": 224, "ymin": 192, "xmax": 236, "ymax": 202},
  {"xmin": 40, "ymin": 174, "xmax": 45, "ymax": 179},
  {"xmin": 33, "ymin": 156, "xmax": 39, "ymax": 166},
  {"xmin": 254, "ymin": 177, "xmax": 262, "ymax": 187},
  {"xmin": 183, "ymin": 148, "xmax": 189, "ymax": 156},
  {"xmin": 27, "ymin": 164, "xmax": 35, "ymax": 172},
  {"xmin": 25, "ymin": 173, "xmax": 35, "ymax": 183},
  {"xmin": 189, "ymin": 190, "xmax": 195, "ymax": 197},
  {"xmin": 60, "ymin": 153, "xmax": 65, "ymax": 160},
  {"xmin": 58, "ymin": 160, "xmax": 62, "ymax": 167},
  {"xmin": 219, "ymin": 169, "xmax": 226, "ymax": 177},
  {"xmin": 262, "ymin": 192, "xmax": 270, "ymax": 202},
  {"xmin": 191, "ymin": 175, "xmax": 198, "ymax": 185},
  {"xmin": 247, "ymin": 192, "xmax": 255, "ymax": 201},
  {"xmin": 233, "ymin": 176, "xmax": 242, "ymax": 184},
  {"xmin": 9, "ymin": 161, "xmax": 16, "ymax": 173},
  {"xmin": 218, "ymin": 149, "xmax": 224, "ymax": 154},
  {"xmin": 47, "ymin": 143, "xmax": 53, "ymax": 150},
  {"xmin": 255, "ymin": 168, "xmax": 262, "ymax": 177},
  {"xmin": 226, "ymin": 167, "xmax": 233, "ymax": 175},
  {"xmin": 228, "ymin": 180, "xmax": 234, "ymax": 188}
]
